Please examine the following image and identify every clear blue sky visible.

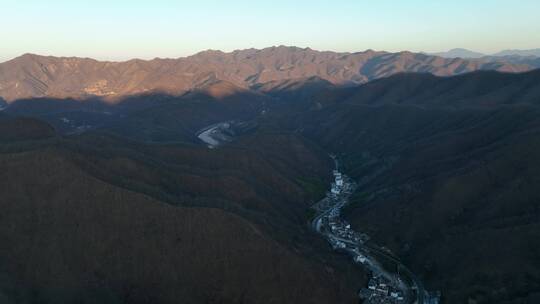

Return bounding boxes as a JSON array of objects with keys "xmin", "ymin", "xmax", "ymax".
[{"xmin": 1, "ymin": 0, "xmax": 539, "ymax": 62}]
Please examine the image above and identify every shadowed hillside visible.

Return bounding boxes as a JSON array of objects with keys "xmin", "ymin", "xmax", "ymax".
[
  {"xmin": 0, "ymin": 117, "xmax": 364, "ymax": 304},
  {"xmin": 290, "ymin": 69, "xmax": 540, "ymax": 303},
  {"xmin": 2, "ymin": 82, "xmax": 269, "ymax": 142},
  {"xmin": 0, "ymin": 116, "xmax": 55, "ymax": 142},
  {"xmin": 3, "ymin": 67, "xmax": 540, "ymax": 303}
]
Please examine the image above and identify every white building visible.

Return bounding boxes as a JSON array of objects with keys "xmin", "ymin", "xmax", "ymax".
[{"xmin": 354, "ymin": 254, "xmax": 367, "ymax": 264}]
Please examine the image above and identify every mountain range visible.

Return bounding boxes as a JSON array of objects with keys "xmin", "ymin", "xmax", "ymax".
[
  {"xmin": 1, "ymin": 46, "xmax": 538, "ymax": 102},
  {"xmin": 2, "ymin": 46, "xmax": 540, "ymax": 304},
  {"xmin": 432, "ymin": 48, "xmax": 540, "ymax": 58},
  {"xmin": 431, "ymin": 48, "xmax": 487, "ymax": 58}
]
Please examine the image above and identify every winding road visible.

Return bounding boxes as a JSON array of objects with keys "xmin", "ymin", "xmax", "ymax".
[{"xmin": 311, "ymin": 157, "xmax": 430, "ymax": 304}]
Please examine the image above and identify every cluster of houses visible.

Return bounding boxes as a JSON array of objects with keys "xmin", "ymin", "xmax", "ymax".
[
  {"xmin": 354, "ymin": 253, "xmax": 368, "ymax": 264},
  {"xmin": 322, "ymin": 170, "xmax": 410, "ymax": 303},
  {"xmin": 328, "ymin": 236, "xmax": 347, "ymax": 250},
  {"xmin": 312, "ymin": 170, "xmax": 355, "ymax": 214},
  {"xmin": 313, "ymin": 164, "xmax": 442, "ymax": 304},
  {"xmin": 59, "ymin": 117, "xmax": 93, "ymax": 135},
  {"xmin": 327, "ymin": 217, "xmax": 369, "ymax": 245},
  {"xmin": 358, "ymin": 276, "xmax": 405, "ymax": 303},
  {"xmin": 324, "ymin": 171, "xmax": 369, "ymax": 249},
  {"xmin": 330, "ymin": 170, "xmax": 345, "ymax": 194}
]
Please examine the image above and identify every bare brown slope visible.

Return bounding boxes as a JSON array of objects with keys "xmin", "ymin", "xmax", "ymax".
[
  {"xmin": 0, "ymin": 148, "xmax": 358, "ymax": 304},
  {"xmin": 0, "ymin": 46, "xmax": 534, "ymax": 102},
  {"xmin": 289, "ymin": 70, "xmax": 540, "ymax": 303}
]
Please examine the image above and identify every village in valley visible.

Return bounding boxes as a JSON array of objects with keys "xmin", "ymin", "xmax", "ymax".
[{"xmin": 311, "ymin": 157, "xmax": 440, "ymax": 304}]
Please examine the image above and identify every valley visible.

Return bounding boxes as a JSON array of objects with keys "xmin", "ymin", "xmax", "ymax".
[
  {"xmin": 2, "ymin": 0, "xmax": 540, "ymax": 303},
  {"xmin": 0, "ymin": 51, "xmax": 540, "ymax": 304},
  {"xmin": 312, "ymin": 159, "xmax": 439, "ymax": 304}
]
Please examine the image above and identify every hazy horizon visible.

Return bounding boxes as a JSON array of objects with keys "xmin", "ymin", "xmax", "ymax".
[
  {"xmin": 3, "ymin": 44, "xmax": 540, "ymax": 65},
  {"xmin": 1, "ymin": 0, "xmax": 540, "ymax": 62}
]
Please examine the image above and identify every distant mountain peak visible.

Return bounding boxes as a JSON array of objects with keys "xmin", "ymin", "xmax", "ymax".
[
  {"xmin": 431, "ymin": 48, "xmax": 486, "ymax": 58},
  {"xmin": 13, "ymin": 53, "xmax": 45, "ymax": 62},
  {"xmin": 194, "ymin": 49, "xmax": 226, "ymax": 57}
]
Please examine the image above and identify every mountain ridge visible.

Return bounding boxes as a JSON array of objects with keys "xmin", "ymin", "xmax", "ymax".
[{"xmin": 0, "ymin": 46, "xmax": 535, "ymax": 102}]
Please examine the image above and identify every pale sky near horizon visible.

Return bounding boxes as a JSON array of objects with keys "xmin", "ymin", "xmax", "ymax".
[{"xmin": 1, "ymin": 0, "xmax": 539, "ymax": 62}]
